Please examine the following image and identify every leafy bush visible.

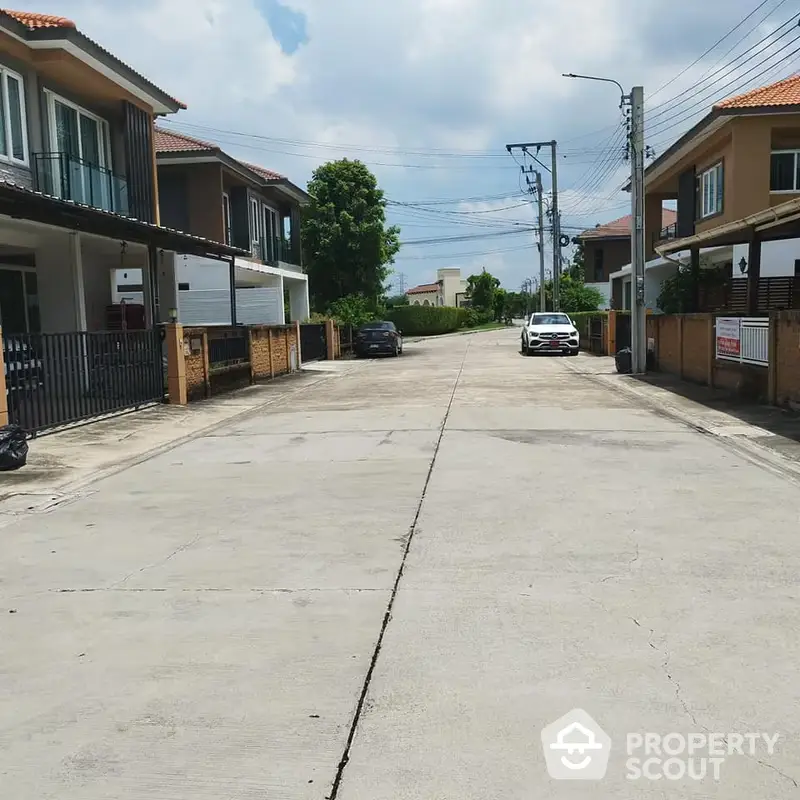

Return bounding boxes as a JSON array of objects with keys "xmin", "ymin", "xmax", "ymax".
[
  {"xmin": 386, "ymin": 305, "xmax": 462, "ymax": 336},
  {"xmin": 326, "ymin": 294, "xmax": 377, "ymax": 327}
]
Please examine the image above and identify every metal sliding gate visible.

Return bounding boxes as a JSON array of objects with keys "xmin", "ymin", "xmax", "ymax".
[
  {"xmin": 3, "ymin": 329, "xmax": 165, "ymax": 436},
  {"xmin": 299, "ymin": 323, "xmax": 328, "ymax": 362}
]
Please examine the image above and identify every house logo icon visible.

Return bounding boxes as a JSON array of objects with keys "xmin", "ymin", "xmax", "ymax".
[{"xmin": 541, "ymin": 709, "xmax": 611, "ymax": 780}]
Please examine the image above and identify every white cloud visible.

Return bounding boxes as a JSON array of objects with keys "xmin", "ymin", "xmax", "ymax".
[{"xmin": 32, "ymin": 0, "xmax": 788, "ymax": 289}]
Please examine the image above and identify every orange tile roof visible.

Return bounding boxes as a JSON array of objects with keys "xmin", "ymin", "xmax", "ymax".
[
  {"xmin": 154, "ymin": 127, "xmax": 216, "ymax": 153},
  {"xmin": 579, "ymin": 209, "xmax": 676, "ymax": 239},
  {"xmin": 407, "ymin": 282, "xmax": 440, "ymax": 294},
  {"xmin": 1, "ymin": 9, "xmax": 75, "ymax": 28},
  {"xmin": 241, "ymin": 160, "xmax": 285, "ymax": 181},
  {"xmin": 716, "ymin": 74, "xmax": 800, "ymax": 110}
]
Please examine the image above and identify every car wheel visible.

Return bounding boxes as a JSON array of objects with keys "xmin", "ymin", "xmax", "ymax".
[
  {"xmin": 569, "ymin": 349, "xmax": 580, "ymax": 357},
  {"xmin": 393, "ymin": 343, "xmax": 400, "ymax": 357}
]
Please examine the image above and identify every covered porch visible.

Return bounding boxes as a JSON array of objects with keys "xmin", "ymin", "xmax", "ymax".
[
  {"xmin": 655, "ymin": 197, "xmax": 800, "ymax": 313},
  {"xmin": 0, "ymin": 181, "xmax": 244, "ymax": 435}
]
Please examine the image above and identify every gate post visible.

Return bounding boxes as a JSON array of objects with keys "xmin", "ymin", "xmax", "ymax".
[
  {"xmin": 295, "ymin": 320, "xmax": 302, "ymax": 368},
  {"xmin": 165, "ymin": 323, "xmax": 187, "ymax": 405},
  {"xmin": 0, "ymin": 327, "xmax": 7, "ymax": 426},
  {"xmin": 607, "ymin": 310, "xmax": 617, "ymax": 355},
  {"xmin": 325, "ymin": 319, "xmax": 335, "ymax": 360}
]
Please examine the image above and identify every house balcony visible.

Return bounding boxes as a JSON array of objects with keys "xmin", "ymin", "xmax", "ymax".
[
  {"xmin": 33, "ymin": 152, "xmax": 129, "ymax": 216},
  {"xmin": 651, "ymin": 221, "xmax": 677, "ymax": 251},
  {"xmin": 252, "ymin": 236, "xmax": 301, "ymax": 269}
]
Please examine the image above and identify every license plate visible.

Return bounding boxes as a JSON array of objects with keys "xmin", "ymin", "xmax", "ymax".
[
  {"xmin": 549, "ymin": 341, "xmax": 560, "ymax": 347},
  {"xmin": 370, "ymin": 344, "xmax": 379, "ymax": 349}
]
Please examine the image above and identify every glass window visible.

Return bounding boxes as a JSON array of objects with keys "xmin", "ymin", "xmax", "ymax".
[
  {"xmin": 0, "ymin": 66, "xmax": 27, "ymax": 164},
  {"xmin": 770, "ymin": 152, "xmax": 795, "ymax": 191},
  {"xmin": 700, "ymin": 163, "xmax": 723, "ymax": 218},
  {"xmin": 6, "ymin": 74, "xmax": 24, "ymax": 161},
  {"xmin": 222, "ymin": 193, "xmax": 231, "ymax": 244}
]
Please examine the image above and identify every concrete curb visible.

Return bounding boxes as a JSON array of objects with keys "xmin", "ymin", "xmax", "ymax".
[{"xmin": 562, "ymin": 359, "xmax": 800, "ymax": 486}]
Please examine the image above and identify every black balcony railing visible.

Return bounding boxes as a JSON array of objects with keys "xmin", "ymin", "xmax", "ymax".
[
  {"xmin": 253, "ymin": 236, "xmax": 300, "ymax": 265},
  {"xmin": 33, "ymin": 152, "xmax": 129, "ymax": 215},
  {"xmin": 659, "ymin": 222, "xmax": 677, "ymax": 241}
]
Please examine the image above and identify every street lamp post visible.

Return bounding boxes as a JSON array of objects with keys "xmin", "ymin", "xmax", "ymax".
[{"xmin": 563, "ymin": 73, "xmax": 647, "ymax": 375}]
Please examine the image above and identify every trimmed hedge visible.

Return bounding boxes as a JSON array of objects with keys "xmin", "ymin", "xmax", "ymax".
[{"xmin": 386, "ymin": 305, "xmax": 462, "ymax": 336}]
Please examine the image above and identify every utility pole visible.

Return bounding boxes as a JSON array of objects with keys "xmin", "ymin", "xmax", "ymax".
[
  {"xmin": 550, "ymin": 140, "xmax": 560, "ymax": 312},
  {"xmin": 562, "ymin": 73, "xmax": 648, "ymax": 374},
  {"xmin": 535, "ymin": 171, "xmax": 546, "ymax": 312},
  {"xmin": 630, "ymin": 86, "xmax": 647, "ymax": 374},
  {"xmin": 505, "ymin": 140, "xmax": 566, "ymax": 312}
]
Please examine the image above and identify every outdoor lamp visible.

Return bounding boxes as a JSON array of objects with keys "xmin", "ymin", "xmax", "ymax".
[
  {"xmin": 168, "ymin": 307, "xmax": 178, "ymax": 323},
  {"xmin": 739, "ymin": 257, "xmax": 748, "ymax": 275}
]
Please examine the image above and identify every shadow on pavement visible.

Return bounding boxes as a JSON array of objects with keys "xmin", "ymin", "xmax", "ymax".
[{"xmin": 631, "ymin": 370, "xmax": 800, "ymax": 449}]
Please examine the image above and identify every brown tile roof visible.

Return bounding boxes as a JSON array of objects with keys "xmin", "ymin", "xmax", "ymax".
[
  {"xmin": 1, "ymin": 9, "xmax": 75, "ymax": 28},
  {"xmin": 716, "ymin": 74, "xmax": 800, "ymax": 110},
  {"xmin": 154, "ymin": 127, "xmax": 216, "ymax": 153},
  {"xmin": 579, "ymin": 209, "xmax": 677, "ymax": 239},
  {"xmin": 241, "ymin": 161, "xmax": 285, "ymax": 181},
  {"xmin": 407, "ymin": 282, "xmax": 441, "ymax": 294}
]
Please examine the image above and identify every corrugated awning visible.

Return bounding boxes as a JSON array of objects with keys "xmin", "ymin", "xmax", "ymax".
[
  {"xmin": 656, "ymin": 197, "xmax": 800, "ymax": 257},
  {"xmin": 0, "ymin": 180, "xmax": 248, "ymax": 260}
]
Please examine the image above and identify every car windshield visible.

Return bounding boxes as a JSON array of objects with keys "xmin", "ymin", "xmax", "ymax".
[
  {"xmin": 359, "ymin": 322, "xmax": 394, "ymax": 331},
  {"xmin": 530, "ymin": 314, "xmax": 571, "ymax": 326}
]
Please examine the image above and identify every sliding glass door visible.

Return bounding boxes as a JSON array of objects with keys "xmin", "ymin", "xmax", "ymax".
[{"xmin": 49, "ymin": 94, "xmax": 111, "ymax": 210}]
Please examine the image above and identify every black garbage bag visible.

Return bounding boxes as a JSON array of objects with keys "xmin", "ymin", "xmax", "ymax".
[
  {"xmin": 0, "ymin": 424, "xmax": 28, "ymax": 471},
  {"xmin": 615, "ymin": 347, "xmax": 632, "ymax": 375}
]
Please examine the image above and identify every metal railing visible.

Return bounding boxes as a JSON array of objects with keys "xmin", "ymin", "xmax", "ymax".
[
  {"xmin": 255, "ymin": 236, "xmax": 300, "ymax": 266},
  {"xmin": 659, "ymin": 222, "xmax": 677, "ymax": 240},
  {"xmin": 207, "ymin": 329, "xmax": 250, "ymax": 373},
  {"xmin": 33, "ymin": 152, "xmax": 129, "ymax": 214},
  {"xmin": 715, "ymin": 317, "xmax": 769, "ymax": 367},
  {"xmin": 3, "ymin": 329, "xmax": 164, "ymax": 436}
]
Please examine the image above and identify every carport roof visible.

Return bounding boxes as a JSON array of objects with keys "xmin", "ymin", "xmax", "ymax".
[
  {"xmin": 655, "ymin": 196, "xmax": 800, "ymax": 256},
  {"xmin": 0, "ymin": 180, "xmax": 248, "ymax": 260}
]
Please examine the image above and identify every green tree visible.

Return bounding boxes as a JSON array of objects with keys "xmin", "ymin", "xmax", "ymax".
[
  {"xmin": 302, "ymin": 159, "xmax": 400, "ymax": 312},
  {"xmin": 466, "ymin": 269, "xmax": 500, "ymax": 313},
  {"xmin": 657, "ymin": 260, "xmax": 726, "ymax": 313},
  {"xmin": 385, "ymin": 293, "xmax": 409, "ymax": 309},
  {"xmin": 558, "ymin": 274, "xmax": 605, "ymax": 312},
  {"xmin": 326, "ymin": 294, "xmax": 377, "ymax": 327},
  {"xmin": 492, "ymin": 287, "xmax": 507, "ymax": 321},
  {"xmin": 566, "ymin": 240, "xmax": 585, "ymax": 282}
]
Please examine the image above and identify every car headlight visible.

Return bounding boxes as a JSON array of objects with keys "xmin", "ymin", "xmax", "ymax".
[
  {"xmin": 529, "ymin": 330, "xmax": 539, "ymax": 338},
  {"xmin": 570, "ymin": 330, "xmax": 578, "ymax": 337}
]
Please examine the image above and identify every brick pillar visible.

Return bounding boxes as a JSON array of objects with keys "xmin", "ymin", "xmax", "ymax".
[
  {"xmin": 707, "ymin": 315, "xmax": 715, "ymax": 388},
  {"xmin": 165, "ymin": 323, "xmax": 187, "ymax": 405},
  {"xmin": 678, "ymin": 315, "xmax": 685, "ymax": 379},
  {"xmin": 607, "ymin": 310, "xmax": 617, "ymax": 355},
  {"xmin": 325, "ymin": 318, "xmax": 335, "ymax": 361},
  {"xmin": 768, "ymin": 312, "xmax": 778, "ymax": 405},
  {"xmin": 295, "ymin": 320, "xmax": 301, "ymax": 368},
  {"xmin": 0, "ymin": 327, "xmax": 7, "ymax": 426}
]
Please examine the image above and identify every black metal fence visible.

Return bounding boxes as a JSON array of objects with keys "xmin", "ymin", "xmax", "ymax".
[
  {"xmin": 3, "ymin": 329, "xmax": 164, "ymax": 436},
  {"xmin": 208, "ymin": 329, "xmax": 250, "ymax": 373},
  {"xmin": 300, "ymin": 323, "xmax": 327, "ymax": 362},
  {"xmin": 339, "ymin": 324, "xmax": 354, "ymax": 356}
]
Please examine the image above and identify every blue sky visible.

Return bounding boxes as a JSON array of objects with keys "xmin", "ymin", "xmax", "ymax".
[{"xmin": 29, "ymin": 0, "xmax": 800, "ymax": 292}]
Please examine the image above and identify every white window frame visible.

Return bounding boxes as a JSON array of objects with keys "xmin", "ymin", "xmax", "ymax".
[
  {"xmin": 262, "ymin": 203, "xmax": 279, "ymax": 261},
  {"xmin": 770, "ymin": 149, "xmax": 800, "ymax": 194},
  {"xmin": 222, "ymin": 192, "xmax": 231, "ymax": 245},
  {"xmin": 45, "ymin": 90, "xmax": 111, "ymax": 168},
  {"xmin": 0, "ymin": 64, "xmax": 29, "ymax": 166},
  {"xmin": 699, "ymin": 162, "xmax": 723, "ymax": 219}
]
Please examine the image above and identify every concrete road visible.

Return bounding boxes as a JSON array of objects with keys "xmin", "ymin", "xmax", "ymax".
[{"xmin": 2, "ymin": 330, "xmax": 799, "ymax": 799}]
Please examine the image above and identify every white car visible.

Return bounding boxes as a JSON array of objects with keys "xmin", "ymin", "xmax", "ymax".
[{"xmin": 521, "ymin": 312, "xmax": 580, "ymax": 356}]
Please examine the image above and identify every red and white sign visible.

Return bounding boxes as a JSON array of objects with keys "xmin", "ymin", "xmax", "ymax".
[{"xmin": 716, "ymin": 317, "xmax": 741, "ymax": 359}]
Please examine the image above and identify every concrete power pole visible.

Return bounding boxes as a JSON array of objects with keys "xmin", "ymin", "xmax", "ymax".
[
  {"xmin": 630, "ymin": 86, "xmax": 647, "ymax": 374},
  {"xmin": 550, "ymin": 140, "xmax": 561, "ymax": 312},
  {"xmin": 535, "ymin": 171, "xmax": 546, "ymax": 312}
]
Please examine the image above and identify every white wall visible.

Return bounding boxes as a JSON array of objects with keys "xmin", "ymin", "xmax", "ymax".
[
  {"xmin": 36, "ymin": 231, "xmax": 80, "ymax": 332},
  {"xmin": 585, "ymin": 281, "xmax": 611, "ymax": 310},
  {"xmin": 733, "ymin": 238, "xmax": 800, "ymax": 278}
]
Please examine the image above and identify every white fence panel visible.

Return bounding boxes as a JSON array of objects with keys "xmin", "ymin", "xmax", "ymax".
[
  {"xmin": 715, "ymin": 316, "xmax": 769, "ymax": 367},
  {"xmin": 740, "ymin": 318, "xmax": 769, "ymax": 366},
  {"xmin": 178, "ymin": 288, "xmax": 281, "ymax": 326}
]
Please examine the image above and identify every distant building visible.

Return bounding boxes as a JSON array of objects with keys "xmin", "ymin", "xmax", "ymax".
[{"xmin": 406, "ymin": 268, "xmax": 469, "ymax": 307}]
